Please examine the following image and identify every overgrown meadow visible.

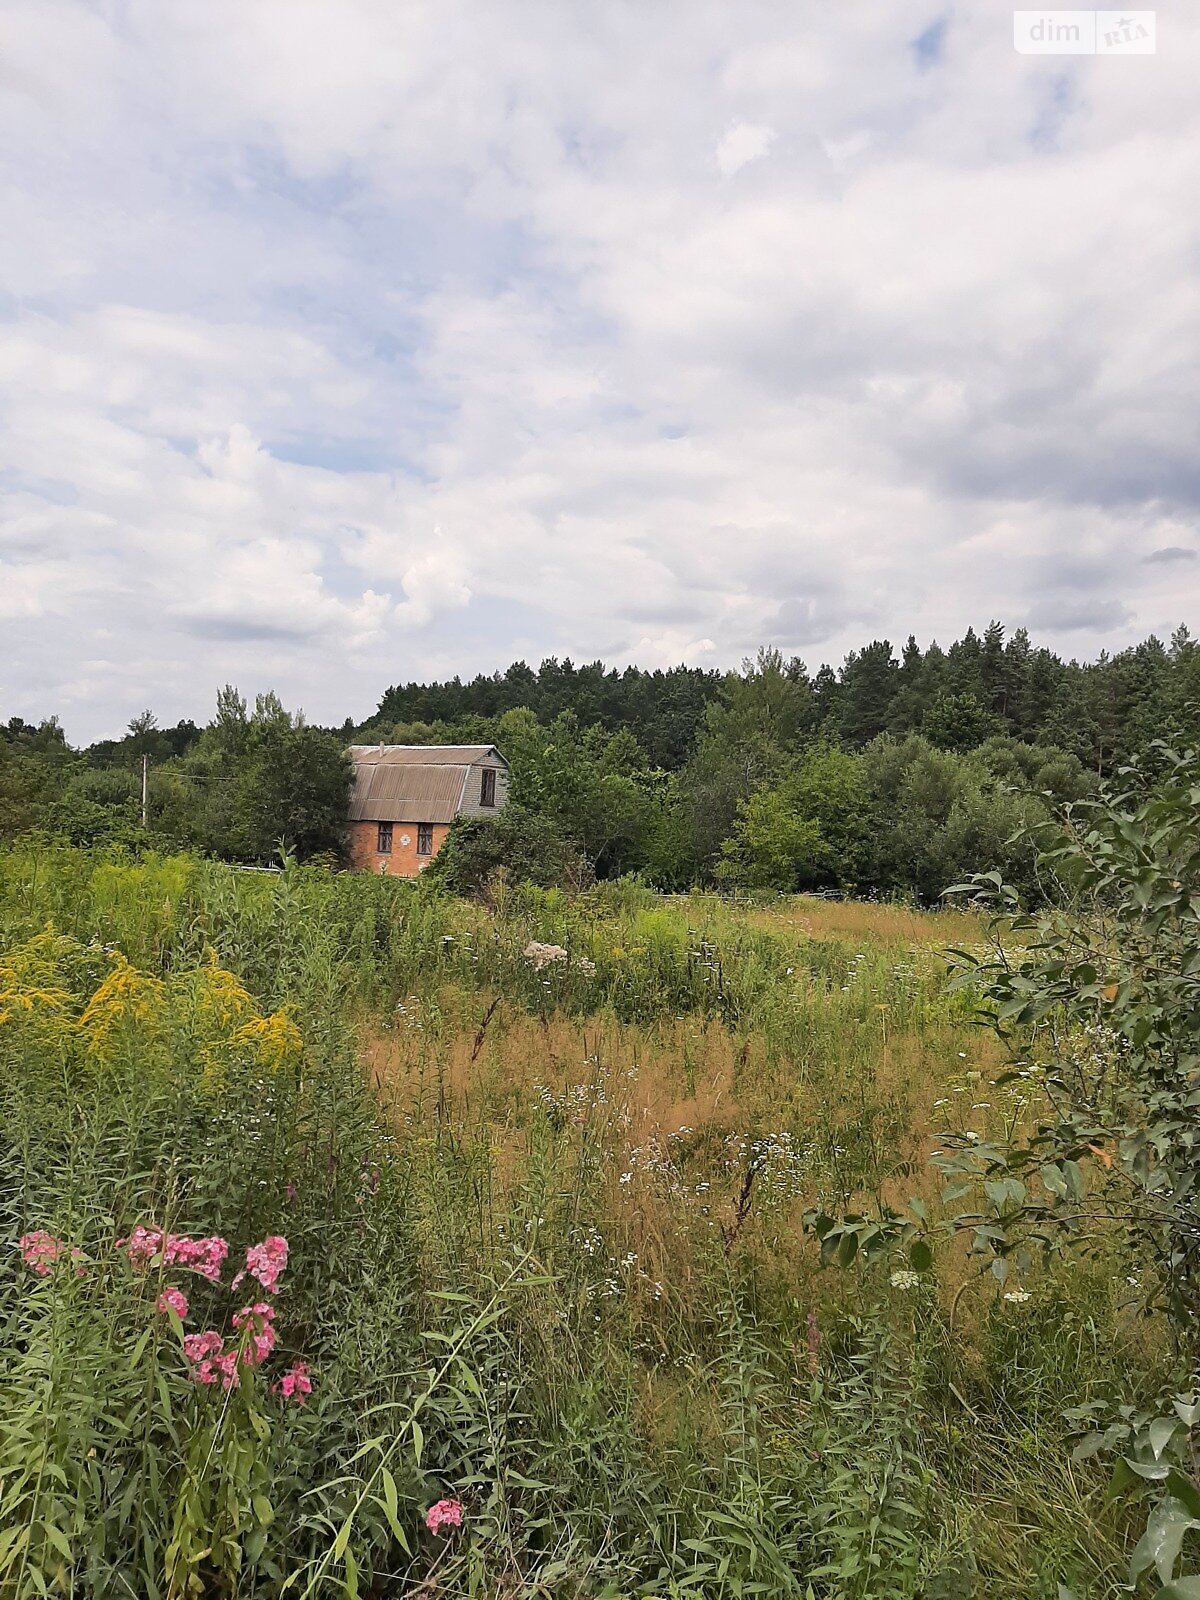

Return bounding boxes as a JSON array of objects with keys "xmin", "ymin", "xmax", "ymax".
[{"xmin": 0, "ymin": 847, "xmax": 1156, "ymax": 1597}]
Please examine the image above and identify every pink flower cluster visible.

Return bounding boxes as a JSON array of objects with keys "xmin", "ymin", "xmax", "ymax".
[
  {"xmin": 118, "ymin": 1227, "xmax": 228, "ymax": 1283},
  {"xmin": 183, "ymin": 1328, "xmax": 240, "ymax": 1388},
  {"xmin": 424, "ymin": 1498, "xmax": 463, "ymax": 1535},
  {"xmin": 275, "ymin": 1361, "xmax": 312, "ymax": 1403},
  {"xmin": 19, "ymin": 1231, "xmax": 84, "ymax": 1276},
  {"xmin": 157, "ymin": 1286, "xmax": 189, "ymax": 1319},
  {"xmin": 170, "ymin": 1235, "xmax": 309, "ymax": 1402},
  {"xmin": 233, "ymin": 1234, "xmax": 288, "ymax": 1295},
  {"xmin": 20, "ymin": 1219, "xmax": 312, "ymax": 1403},
  {"xmin": 232, "ymin": 1302, "xmax": 277, "ymax": 1366},
  {"xmin": 182, "ymin": 1306, "xmax": 277, "ymax": 1389}
]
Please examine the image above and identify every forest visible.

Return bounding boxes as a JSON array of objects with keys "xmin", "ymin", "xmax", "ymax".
[{"xmin": 3, "ymin": 622, "xmax": 1199, "ymax": 901}]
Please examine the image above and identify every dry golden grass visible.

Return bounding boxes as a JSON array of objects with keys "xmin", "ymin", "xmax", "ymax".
[
  {"xmin": 365, "ymin": 905, "xmax": 1012, "ymax": 1321},
  {"xmin": 749, "ymin": 893, "xmax": 986, "ymax": 946}
]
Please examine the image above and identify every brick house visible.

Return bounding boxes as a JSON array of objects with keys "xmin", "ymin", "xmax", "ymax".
[{"xmin": 347, "ymin": 744, "xmax": 509, "ymax": 876}]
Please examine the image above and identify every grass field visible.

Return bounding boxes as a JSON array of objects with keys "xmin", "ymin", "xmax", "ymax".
[{"xmin": 0, "ymin": 850, "xmax": 1153, "ymax": 1597}]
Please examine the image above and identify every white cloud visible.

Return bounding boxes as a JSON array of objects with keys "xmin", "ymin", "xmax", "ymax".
[
  {"xmin": 1, "ymin": 0, "xmax": 1198, "ymax": 739},
  {"xmin": 715, "ymin": 121, "xmax": 777, "ymax": 178}
]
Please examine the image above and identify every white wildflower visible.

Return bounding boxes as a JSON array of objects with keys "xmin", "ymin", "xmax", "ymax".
[
  {"xmin": 523, "ymin": 940, "xmax": 568, "ymax": 971},
  {"xmin": 1003, "ymin": 1288, "xmax": 1032, "ymax": 1304},
  {"xmin": 890, "ymin": 1269, "xmax": 920, "ymax": 1291}
]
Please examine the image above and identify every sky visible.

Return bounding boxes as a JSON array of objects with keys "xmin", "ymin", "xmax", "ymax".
[{"xmin": 1, "ymin": 1, "xmax": 1198, "ymax": 743}]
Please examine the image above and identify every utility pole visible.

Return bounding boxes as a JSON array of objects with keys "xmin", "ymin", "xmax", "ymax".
[{"xmin": 141, "ymin": 754, "xmax": 149, "ymax": 828}]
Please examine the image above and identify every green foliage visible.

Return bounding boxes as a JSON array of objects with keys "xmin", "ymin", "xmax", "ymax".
[
  {"xmin": 809, "ymin": 736, "xmax": 1200, "ymax": 1595},
  {"xmin": 718, "ymin": 743, "xmax": 869, "ymax": 891},
  {"xmin": 9, "ymin": 618, "xmax": 1198, "ymax": 898},
  {"xmin": 229, "ymin": 719, "xmax": 351, "ymax": 861},
  {"xmin": 862, "ymin": 734, "xmax": 1051, "ymax": 902},
  {"xmin": 499, "ymin": 706, "xmax": 660, "ymax": 874},
  {"xmin": 922, "ymin": 690, "xmax": 1003, "ymax": 752},
  {"xmin": 682, "ymin": 648, "xmax": 813, "ymax": 869},
  {"xmin": 427, "ymin": 802, "xmax": 590, "ymax": 896}
]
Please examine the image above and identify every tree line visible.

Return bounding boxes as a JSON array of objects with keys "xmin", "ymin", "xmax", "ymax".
[{"xmin": 4, "ymin": 621, "xmax": 1199, "ymax": 900}]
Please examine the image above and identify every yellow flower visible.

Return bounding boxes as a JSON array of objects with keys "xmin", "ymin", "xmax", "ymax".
[
  {"xmin": 230, "ymin": 1011, "xmax": 303, "ymax": 1073},
  {"xmin": 78, "ymin": 954, "xmax": 167, "ymax": 1057}
]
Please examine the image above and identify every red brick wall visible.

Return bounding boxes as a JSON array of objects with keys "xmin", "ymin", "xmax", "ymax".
[{"xmin": 349, "ymin": 820, "xmax": 451, "ymax": 877}]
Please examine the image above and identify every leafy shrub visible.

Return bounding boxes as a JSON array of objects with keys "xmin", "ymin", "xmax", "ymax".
[{"xmin": 427, "ymin": 802, "xmax": 591, "ymax": 897}]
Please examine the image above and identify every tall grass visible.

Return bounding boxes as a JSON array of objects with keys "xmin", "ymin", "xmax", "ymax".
[{"xmin": 0, "ymin": 845, "xmax": 1153, "ymax": 1596}]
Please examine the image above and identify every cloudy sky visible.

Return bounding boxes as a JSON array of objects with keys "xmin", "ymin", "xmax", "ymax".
[{"xmin": 2, "ymin": 2, "xmax": 1197, "ymax": 741}]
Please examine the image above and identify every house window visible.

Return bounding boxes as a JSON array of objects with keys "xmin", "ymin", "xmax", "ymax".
[
  {"xmin": 417, "ymin": 823, "xmax": 434, "ymax": 856},
  {"xmin": 480, "ymin": 767, "xmax": 497, "ymax": 807},
  {"xmin": 377, "ymin": 822, "xmax": 393, "ymax": 854}
]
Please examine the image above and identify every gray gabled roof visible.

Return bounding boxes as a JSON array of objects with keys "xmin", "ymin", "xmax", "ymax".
[
  {"xmin": 347, "ymin": 743, "xmax": 507, "ymax": 823},
  {"xmin": 348, "ymin": 744, "xmax": 506, "ymax": 767},
  {"xmin": 349, "ymin": 763, "xmax": 467, "ymax": 823}
]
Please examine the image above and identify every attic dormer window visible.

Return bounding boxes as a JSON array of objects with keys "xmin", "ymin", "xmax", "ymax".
[{"xmin": 480, "ymin": 768, "xmax": 496, "ymax": 807}]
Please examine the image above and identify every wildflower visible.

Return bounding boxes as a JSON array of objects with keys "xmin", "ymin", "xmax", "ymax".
[
  {"xmin": 165, "ymin": 1235, "xmax": 228, "ymax": 1282},
  {"xmin": 425, "ymin": 1498, "xmax": 464, "ymax": 1534},
  {"xmin": 120, "ymin": 1228, "xmax": 228, "ymax": 1283},
  {"xmin": 285, "ymin": 1183, "xmax": 298, "ymax": 1204},
  {"xmin": 577, "ymin": 956, "xmax": 597, "ymax": 978},
  {"xmin": 183, "ymin": 1329, "xmax": 223, "ymax": 1362},
  {"xmin": 523, "ymin": 941, "xmax": 568, "ymax": 971},
  {"xmin": 212, "ymin": 1350, "xmax": 241, "ymax": 1388},
  {"xmin": 118, "ymin": 1225, "xmax": 163, "ymax": 1265},
  {"xmin": 233, "ymin": 1302, "xmax": 277, "ymax": 1365},
  {"xmin": 183, "ymin": 1329, "xmax": 234, "ymax": 1383},
  {"xmin": 890, "ymin": 1269, "xmax": 920, "ymax": 1291},
  {"xmin": 1003, "ymin": 1288, "xmax": 1032, "ymax": 1304},
  {"xmin": 19, "ymin": 1231, "xmax": 82, "ymax": 1276},
  {"xmin": 276, "ymin": 1360, "xmax": 313, "ymax": 1404},
  {"xmin": 233, "ymin": 1234, "xmax": 288, "ymax": 1295},
  {"xmin": 157, "ymin": 1287, "xmax": 189, "ymax": 1319}
]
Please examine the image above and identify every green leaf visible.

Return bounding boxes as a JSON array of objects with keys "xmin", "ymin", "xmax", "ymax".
[
  {"xmin": 1167, "ymin": 1471, "xmax": 1200, "ymax": 1522},
  {"xmin": 379, "ymin": 1468, "xmax": 403, "ymax": 1540},
  {"xmin": 1131, "ymin": 1498, "xmax": 1200, "ymax": 1584},
  {"xmin": 909, "ymin": 1239, "xmax": 933, "ymax": 1272},
  {"xmin": 1125, "ymin": 1457, "xmax": 1173, "ymax": 1482},
  {"xmin": 1151, "ymin": 1418, "xmax": 1179, "ymax": 1460}
]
